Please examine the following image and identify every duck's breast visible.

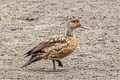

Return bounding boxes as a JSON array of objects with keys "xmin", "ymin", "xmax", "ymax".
[
  {"xmin": 69, "ymin": 37, "xmax": 78, "ymax": 50},
  {"xmin": 47, "ymin": 36, "xmax": 78, "ymax": 59},
  {"xmin": 63, "ymin": 37, "xmax": 78, "ymax": 56}
]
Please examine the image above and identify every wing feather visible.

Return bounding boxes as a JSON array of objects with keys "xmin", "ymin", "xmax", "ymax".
[{"xmin": 24, "ymin": 35, "xmax": 68, "ymax": 57}]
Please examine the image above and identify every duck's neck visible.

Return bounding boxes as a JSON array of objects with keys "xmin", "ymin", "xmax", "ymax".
[{"xmin": 65, "ymin": 28, "xmax": 73, "ymax": 37}]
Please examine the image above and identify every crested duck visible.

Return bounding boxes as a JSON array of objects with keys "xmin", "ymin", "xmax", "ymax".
[{"xmin": 22, "ymin": 19, "xmax": 88, "ymax": 71}]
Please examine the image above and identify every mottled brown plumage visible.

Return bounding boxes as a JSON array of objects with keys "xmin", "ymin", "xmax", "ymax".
[{"xmin": 22, "ymin": 19, "xmax": 88, "ymax": 71}]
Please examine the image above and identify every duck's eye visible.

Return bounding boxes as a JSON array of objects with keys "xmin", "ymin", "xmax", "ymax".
[{"xmin": 75, "ymin": 20, "xmax": 79, "ymax": 23}]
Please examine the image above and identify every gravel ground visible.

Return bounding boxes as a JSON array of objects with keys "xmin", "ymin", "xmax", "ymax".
[{"xmin": 0, "ymin": 0, "xmax": 120, "ymax": 80}]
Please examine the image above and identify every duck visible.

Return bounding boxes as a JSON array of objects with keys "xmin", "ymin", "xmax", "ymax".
[{"xmin": 21, "ymin": 19, "xmax": 88, "ymax": 71}]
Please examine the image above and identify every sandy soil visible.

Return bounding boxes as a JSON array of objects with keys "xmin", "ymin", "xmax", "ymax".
[{"xmin": 0, "ymin": 0, "xmax": 120, "ymax": 80}]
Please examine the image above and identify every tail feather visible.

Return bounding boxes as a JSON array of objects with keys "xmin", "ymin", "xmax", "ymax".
[
  {"xmin": 21, "ymin": 56, "xmax": 39, "ymax": 68},
  {"xmin": 23, "ymin": 50, "xmax": 33, "ymax": 58}
]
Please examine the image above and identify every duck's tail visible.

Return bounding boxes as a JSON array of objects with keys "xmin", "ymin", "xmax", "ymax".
[{"xmin": 21, "ymin": 56, "xmax": 41, "ymax": 68}]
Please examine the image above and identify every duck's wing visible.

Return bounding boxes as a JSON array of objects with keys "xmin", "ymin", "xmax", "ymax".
[{"xmin": 24, "ymin": 35, "xmax": 68, "ymax": 57}]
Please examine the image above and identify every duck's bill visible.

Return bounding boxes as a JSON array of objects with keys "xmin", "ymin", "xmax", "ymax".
[{"xmin": 80, "ymin": 24, "xmax": 88, "ymax": 29}]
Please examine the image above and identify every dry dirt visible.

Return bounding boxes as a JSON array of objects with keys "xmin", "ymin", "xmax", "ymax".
[{"xmin": 0, "ymin": 0, "xmax": 120, "ymax": 80}]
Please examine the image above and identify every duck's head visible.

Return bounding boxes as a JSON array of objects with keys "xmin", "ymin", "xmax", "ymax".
[
  {"xmin": 67, "ymin": 19, "xmax": 88, "ymax": 30},
  {"xmin": 66, "ymin": 19, "xmax": 88, "ymax": 36}
]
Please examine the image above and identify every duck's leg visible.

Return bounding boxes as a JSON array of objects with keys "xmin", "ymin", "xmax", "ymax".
[
  {"xmin": 56, "ymin": 60, "xmax": 63, "ymax": 67},
  {"xmin": 52, "ymin": 60, "xmax": 56, "ymax": 71}
]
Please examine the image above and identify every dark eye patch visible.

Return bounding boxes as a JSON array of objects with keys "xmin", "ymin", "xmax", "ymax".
[
  {"xmin": 71, "ymin": 20, "xmax": 76, "ymax": 23},
  {"xmin": 71, "ymin": 20, "xmax": 79, "ymax": 23}
]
